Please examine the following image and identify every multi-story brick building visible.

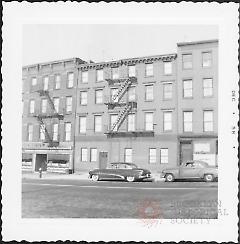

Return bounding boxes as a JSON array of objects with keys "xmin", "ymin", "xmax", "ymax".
[{"xmin": 22, "ymin": 39, "xmax": 218, "ymax": 174}]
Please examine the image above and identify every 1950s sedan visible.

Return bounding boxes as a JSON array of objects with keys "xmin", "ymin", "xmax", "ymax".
[
  {"xmin": 89, "ymin": 162, "xmax": 152, "ymax": 182},
  {"xmin": 160, "ymin": 160, "xmax": 218, "ymax": 182}
]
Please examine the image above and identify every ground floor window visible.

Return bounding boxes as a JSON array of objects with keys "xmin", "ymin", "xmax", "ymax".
[
  {"xmin": 124, "ymin": 148, "xmax": 132, "ymax": 163},
  {"xmin": 160, "ymin": 148, "xmax": 168, "ymax": 164},
  {"xmin": 90, "ymin": 148, "xmax": 97, "ymax": 162},
  {"xmin": 81, "ymin": 148, "xmax": 88, "ymax": 162},
  {"xmin": 149, "ymin": 148, "xmax": 156, "ymax": 164}
]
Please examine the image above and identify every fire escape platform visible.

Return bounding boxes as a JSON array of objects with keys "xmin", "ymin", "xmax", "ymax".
[
  {"xmin": 34, "ymin": 114, "xmax": 64, "ymax": 120},
  {"xmin": 105, "ymin": 76, "xmax": 137, "ymax": 86},
  {"xmin": 105, "ymin": 101, "xmax": 137, "ymax": 110},
  {"xmin": 105, "ymin": 131, "xmax": 154, "ymax": 138}
]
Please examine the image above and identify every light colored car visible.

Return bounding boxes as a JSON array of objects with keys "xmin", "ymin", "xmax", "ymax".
[
  {"xmin": 160, "ymin": 160, "xmax": 218, "ymax": 182},
  {"xmin": 89, "ymin": 162, "xmax": 152, "ymax": 182}
]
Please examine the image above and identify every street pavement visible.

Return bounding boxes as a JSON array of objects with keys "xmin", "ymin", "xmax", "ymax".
[{"xmin": 22, "ymin": 177, "xmax": 218, "ymax": 219}]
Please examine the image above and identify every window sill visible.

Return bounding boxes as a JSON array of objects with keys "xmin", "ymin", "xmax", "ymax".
[
  {"xmin": 79, "ymin": 104, "xmax": 87, "ymax": 106},
  {"xmin": 145, "ymin": 99, "xmax": 154, "ymax": 102},
  {"xmin": 182, "ymin": 97, "xmax": 193, "ymax": 99}
]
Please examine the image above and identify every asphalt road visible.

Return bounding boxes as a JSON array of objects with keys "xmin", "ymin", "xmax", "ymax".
[{"xmin": 22, "ymin": 179, "xmax": 218, "ymax": 219}]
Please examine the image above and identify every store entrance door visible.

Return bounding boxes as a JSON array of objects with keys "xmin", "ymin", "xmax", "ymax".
[
  {"xmin": 180, "ymin": 142, "xmax": 193, "ymax": 165},
  {"xmin": 99, "ymin": 151, "xmax": 108, "ymax": 169},
  {"xmin": 35, "ymin": 154, "xmax": 47, "ymax": 171}
]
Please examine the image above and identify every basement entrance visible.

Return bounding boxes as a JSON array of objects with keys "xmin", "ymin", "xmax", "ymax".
[{"xmin": 35, "ymin": 154, "xmax": 47, "ymax": 171}]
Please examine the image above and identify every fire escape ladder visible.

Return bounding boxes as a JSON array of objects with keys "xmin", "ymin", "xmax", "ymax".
[
  {"xmin": 45, "ymin": 92, "xmax": 57, "ymax": 113},
  {"xmin": 110, "ymin": 104, "xmax": 132, "ymax": 132},
  {"xmin": 37, "ymin": 116, "xmax": 53, "ymax": 144},
  {"xmin": 112, "ymin": 78, "xmax": 132, "ymax": 102}
]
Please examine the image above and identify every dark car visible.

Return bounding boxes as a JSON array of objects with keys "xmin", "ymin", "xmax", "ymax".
[
  {"xmin": 89, "ymin": 162, "xmax": 152, "ymax": 182},
  {"xmin": 160, "ymin": 160, "xmax": 218, "ymax": 182}
]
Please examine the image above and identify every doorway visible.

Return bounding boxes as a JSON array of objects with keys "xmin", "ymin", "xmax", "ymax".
[
  {"xmin": 180, "ymin": 141, "xmax": 193, "ymax": 165},
  {"xmin": 99, "ymin": 151, "xmax": 108, "ymax": 169},
  {"xmin": 35, "ymin": 154, "xmax": 47, "ymax": 171}
]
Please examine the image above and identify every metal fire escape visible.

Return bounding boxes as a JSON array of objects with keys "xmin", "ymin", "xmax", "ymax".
[{"xmin": 32, "ymin": 85, "xmax": 64, "ymax": 147}]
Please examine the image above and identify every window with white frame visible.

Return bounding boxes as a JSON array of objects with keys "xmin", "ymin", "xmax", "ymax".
[
  {"xmin": 203, "ymin": 78, "xmax": 213, "ymax": 97},
  {"xmin": 52, "ymin": 123, "xmax": 59, "ymax": 141},
  {"xmin": 183, "ymin": 79, "xmax": 193, "ymax": 98},
  {"xmin": 128, "ymin": 114, "xmax": 135, "ymax": 132},
  {"xmin": 160, "ymin": 148, "xmax": 168, "ymax": 164},
  {"xmin": 66, "ymin": 96, "xmax": 72, "ymax": 112},
  {"xmin": 29, "ymin": 100, "xmax": 35, "ymax": 114},
  {"xmin": 53, "ymin": 97, "xmax": 60, "ymax": 113},
  {"xmin": 128, "ymin": 86, "xmax": 136, "ymax": 101},
  {"xmin": 27, "ymin": 124, "xmax": 33, "ymax": 141},
  {"xmin": 43, "ymin": 76, "xmax": 49, "ymax": 90},
  {"xmin": 149, "ymin": 148, "xmax": 156, "ymax": 164},
  {"xmin": 183, "ymin": 111, "xmax": 193, "ymax": 132},
  {"xmin": 145, "ymin": 112, "xmax": 154, "ymax": 131},
  {"xmin": 67, "ymin": 72, "xmax": 74, "ymax": 88},
  {"xmin": 41, "ymin": 99, "xmax": 47, "ymax": 113},
  {"xmin": 95, "ymin": 89, "xmax": 103, "ymax": 104},
  {"xmin": 111, "ymin": 88, "xmax": 119, "ymax": 103},
  {"xmin": 202, "ymin": 52, "xmax": 212, "ymax": 67},
  {"xmin": 110, "ymin": 114, "xmax": 118, "ymax": 132},
  {"xmin": 203, "ymin": 110, "xmax": 213, "ymax": 132},
  {"xmin": 80, "ymin": 91, "xmax": 87, "ymax": 105},
  {"xmin": 31, "ymin": 77, "xmax": 37, "ymax": 86},
  {"xmin": 145, "ymin": 85, "xmax": 154, "ymax": 101},
  {"xmin": 164, "ymin": 62, "xmax": 172, "ymax": 75},
  {"xmin": 163, "ymin": 83, "xmax": 173, "ymax": 100},
  {"xmin": 124, "ymin": 148, "xmax": 132, "ymax": 163},
  {"xmin": 90, "ymin": 148, "xmax": 97, "ymax": 162},
  {"xmin": 182, "ymin": 54, "xmax": 192, "ymax": 69},
  {"xmin": 163, "ymin": 111, "xmax": 172, "ymax": 131},
  {"xmin": 81, "ymin": 148, "xmax": 88, "ymax": 162},
  {"xmin": 40, "ymin": 125, "xmax": 45, "ymax": 141},
  {"xmin": 112, "ymin": 67, "xmax": 119, "ymax": 79},
  {"xmin": 97, "ymin": 69, "xmax": 104, "ymax": 82},
  {"xmin": 79, "ymin": 116, "xmax": 86, "ymax": 134},
  {"xmin": 146, "ymin": 63, "xmax": 153, "ymax": 76},
  {"xmin": 65, "ymin": 122, "xmax": 71, "ymax": 141},
  {"xmin": 81, "ymin": 71, "xmax": 88, "ymax": 83},
  {"xmin": 128, "ymin": 65, "xmax": 136, "ymax": 77},
  {"xmin": 55, "ymin": 74, "xmax": 61, "ymax": 89},
  {"xmin": 94, "ymin": 115, "xmax": 102, "ymax": 132}
]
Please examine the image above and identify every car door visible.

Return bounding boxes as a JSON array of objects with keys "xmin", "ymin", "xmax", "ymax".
[{"xmin": 179, "ymin": 161, "xmax": 199, "ymax": 178}]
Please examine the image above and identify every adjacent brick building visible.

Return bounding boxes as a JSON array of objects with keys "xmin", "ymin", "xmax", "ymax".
[{"xmin": 22, "ymin": 39, "xmax": 218, "ymax": 173}]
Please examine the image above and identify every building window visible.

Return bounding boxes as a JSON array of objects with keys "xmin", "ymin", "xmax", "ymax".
[
  {"xmin": 94, "ymin": 115, "xmax": 102, "ymax": 132},
  {"xmin": 41, "ymin": 99, "xmax": 47, "ymax": 113},
  {"xmin": 66, "ymin": 96, "xmax": 72, "ymax": 112},
  {"xmin": 31, "ymin": 77, "xmax": 37, "ymax": 86},
  {"xmin": 182, "ymin": 54, "xmax": 192, "ymax": 69},
  {"xmin": 111, "ymin": 88, "xmax": 119, "ymax": 103},
  {"xmin": 65, "ymin": 122, "xmax": 71, "ymax": 141},
  {"xmin": 43, "ymin": 76, "xmax": 49, "ymax": 91},
  {"xmin": 127, "ymin": 114, "xmax": 135, "ymax": 132},
  {"xmin": 112, "ymin": 67, "xmax": 119, "ymax": 79},
  {"xmin": 29, "ymin": 100, "xmax": 35, "ymax": 114},
  {"xmin": 128, "ymin": 86, "xmax": 136, "ymax": 101},
  {"xmin": 164, "ymin": 62, "xmax": 172, "ymax": 75},
  {"xmin": 128, "ymin": 65, "xmax": 136, "ymax": 77},
  {"xmin": 95, "ymin": 89, "xmax": 103, "ymax": 104},
  {"xmin": 160, "ymin": 148, "xmax": 168, "ymax": 164},
  {"xmin": 145, "ymin": 63, "xmax": 153, "ymax": 77},
  {"xmin": 81, "ymin": 148, "xmax": 88, "ymax": 162},
  {"xmin": 79, "ymin": 116, "xmax": 86, "ymax": 134},
  {"xmin": 80, "ymin": 91, "xmax": 87, "ymax": 105},
  {"xmin": 145, "ymin": 85, "xmax": 154, "ymax": 101},
  {"xmin": 97, "ymin": 69, "xmax": 104, "ymax": 82},
  {"xmin": 110, "ymin": 114, "xmax": 118, "ymax": 132},
  {"xmin": 183, "ymin": 111, "xmax": 193, "ymax": 132},
  {"xmin": 203, "ymin": 78, "xmax": 213, "ymax": 97},
  {"xmin": 203, "ymin": 110, "xmax": 213, "ymax": 132},
  {"xmin": 163, "ymin": 83, "xmax": 173, "ymax": 100},
  {"xmin": 202, "ymin": 52, "xmax": 212, "ymax": 67},
  {"xmin": 40, "ymin": 125, "xmax": 45, "ymax": 141},
  {"xmin": 163, "ymin": 111, "xmax": 172, "ymax": 131},
  {"xmin": 67, "ymin": 72, "xmax": 74, "ymax": 88},
  {"xmin": 90, "ymin": 148, "xmax": 97, "ymax": 162},
  {"xmin": 53, "ymin": 97, "xmax": 60, "ymax": 113},
  {"xmin": 52, "ymin": 123, "xmax": 59, "ymax": 141},
  {"xmin": 183, "ymin": 79, "xmax": 193, "ymax": 98},
  {"xmin": 27, "ymin": 124, "xmax": 33, "ymax": 141},
  {"xmin": 145, "ymin": 112, "xmax": 154, "ymax": 131},
  {"xmin": 149, "ymin": 148, "xmax": 156, "ymax": 164},
  {"xmin": 81, "ymin": 71, "xmax": 88, "ymax": 83},
  {"xmin": 124, "ymin": 148, "xmax": 132, "ymax": 163},
  {"xmin": 55, "ymin": 74, "xmax": 61, "ymax": 89}
]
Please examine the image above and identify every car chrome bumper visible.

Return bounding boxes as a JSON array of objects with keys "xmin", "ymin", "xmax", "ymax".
[{"xmin": 138, "ymin": 174, "xmax": 151, "ymax": 179}]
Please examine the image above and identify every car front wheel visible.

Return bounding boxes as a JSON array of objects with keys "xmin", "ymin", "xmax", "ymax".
[
  {"xmin": 126, "ymin": 176, "xmax": 135, "ymax": 182},
  {"xmin": 204, "ymin": 174, "xmax": 214, "ymax": 182},
  {"xmin": 92, "ymin": 174, "xmax": 99, "ymax": 181},
  {"xmin": 165, "ymin": 173, "xmax": 175, "ymax": 182}
]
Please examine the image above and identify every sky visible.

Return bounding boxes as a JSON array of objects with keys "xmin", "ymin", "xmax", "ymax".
[{"xmin": 22, "ymin": 24, "xmax": 218, "ymax": 66}]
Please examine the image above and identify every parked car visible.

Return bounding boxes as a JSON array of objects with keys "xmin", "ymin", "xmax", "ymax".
[
  {"xmin": 160, "ymin": 160, "xmax": 218, "ymax": 182},
  {"xmin": 89, "ymin": 162, "xmax": 152, "ymax": 182}
]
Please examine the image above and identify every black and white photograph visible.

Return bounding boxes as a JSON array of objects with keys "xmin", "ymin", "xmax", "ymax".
[{"xmin": 2, "ymin": 2, "xmax": 239, "ymax": 242}]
